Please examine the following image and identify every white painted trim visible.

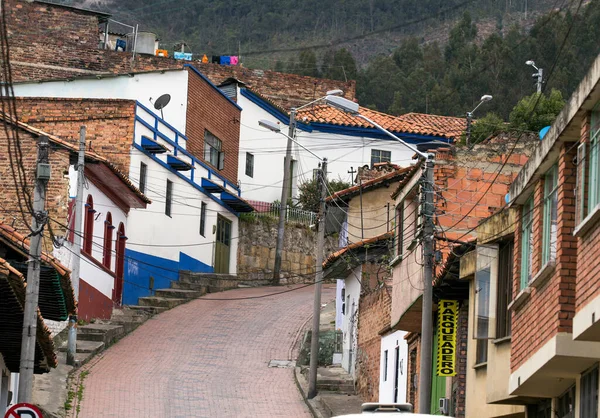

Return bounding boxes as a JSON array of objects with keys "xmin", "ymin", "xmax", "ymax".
[
  {"xmin": 529, "ymin": 261, "xmax": 555, "ymax": 289},
  {"xmin": 573, "ymin": 291, "xmax": 600, "ymax": 340},
  {"xmin": 507, "ymin": 287, "xmax": 531, "ymax": 311},
  {"xmin": 573, "ymin": 203, "xmax": 600, "ymax": 237}
]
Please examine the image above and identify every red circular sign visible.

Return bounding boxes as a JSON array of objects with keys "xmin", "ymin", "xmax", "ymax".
[{"xmin": 4, "ymin": 403, "xmax": 43, "ymax": 418}]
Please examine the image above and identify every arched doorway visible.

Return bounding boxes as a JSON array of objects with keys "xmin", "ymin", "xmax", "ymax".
[{"xmin": 113, "ymin": 222, "xmax": 126, "ymax": 305}]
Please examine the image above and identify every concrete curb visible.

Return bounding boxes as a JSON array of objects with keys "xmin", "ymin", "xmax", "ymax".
[{"xmin": 294, "ymin": 367, "xmax": 328, "ymax": 418}]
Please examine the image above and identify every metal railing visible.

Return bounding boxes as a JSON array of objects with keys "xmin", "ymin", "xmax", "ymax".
[{"xmin": 249, "ymin": 203, "xmax": 316, "ymax": 227}]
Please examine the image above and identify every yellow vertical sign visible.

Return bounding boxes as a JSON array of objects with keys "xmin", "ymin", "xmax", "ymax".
[{"xmin": 437, "ymin": 299, "xmax": 458, "ymax": 377}]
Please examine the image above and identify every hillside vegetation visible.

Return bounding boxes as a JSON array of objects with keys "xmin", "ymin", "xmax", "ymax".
[{"xmin": 71, "ymin": 0, "xmax": 599, "ymax": 125}]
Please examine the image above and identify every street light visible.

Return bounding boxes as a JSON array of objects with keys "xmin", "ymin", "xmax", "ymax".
[
  {"xmin": 269, "ymin": 90, "xmax": 344, "ymax": 285},
  {"xmin": 526, "ymin": 60, "xmax": 543, "ymax": 93},
  {"xmin": 465, "ymin": 94, "xmax": 493, "ymax": 147},
  {"xmin": 323, "ymin": 96, "xmax": 436, "ymax": 415}
]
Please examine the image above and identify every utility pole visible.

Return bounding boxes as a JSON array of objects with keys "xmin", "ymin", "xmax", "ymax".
[
  {"xmin": 18, "ymin": 135, "xmax": 50, "ymax": 403},
  {"xmin": 308, "ymin": 158, "xmax": 327, "ymax": 399},
  {"xmin": 535, "ymin": 68, "xmax": 543, "ymax": 94},
  {"xmin": 273, "ymin": 108, "xmax": 296, "ymax": 284},
  {"xmin": 418, "ymin": 154, "xmax": 435, "ymax": 414},
  {"xmin": 465, "ymin": 112, "xmax": 473, "ymax": 147},
  {"xmin": 67, "ymin": 126, "xmax": 86, "ymax": 366}
]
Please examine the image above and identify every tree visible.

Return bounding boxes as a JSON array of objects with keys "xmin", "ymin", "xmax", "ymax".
[
  {"xmin": 467, "ymin": 112, "xmax": 507, "ymax": 145},
  {"xmin": 298, "ymin": 178, "xmax": 350, "ymax": 213},
  {"xmin": 509, "ymin": 89, "xmax": 565, "ymax": 132},
  {"xmin": 297, "ymin": 50, "xmax": 319, "ymax": 77},
  {"xmin": 322, "ymin": 48, "xmax": 357, "ymax": 81}
]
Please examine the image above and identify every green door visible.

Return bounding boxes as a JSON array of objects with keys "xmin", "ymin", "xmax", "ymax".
[
  {"xmin": 430, "ymin": 327, "xmax": 447, "ymax": 414},
  {"xmin": 214, "ymin": 215, "xmax": 231, "ymax": 274}
]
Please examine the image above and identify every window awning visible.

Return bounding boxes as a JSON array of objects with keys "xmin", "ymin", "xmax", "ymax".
[
  {"xmin": 201, "ymin": 177, "xmax": 226, "ymax": 193},
  {"xmin": 0, "ymin": 259, "xmax": 57, "ymax": 373},
  {"xmin": 220, "ymin": 191, "xmax": 254, "ymax": 213},
  {"xmin": 141, "ymin": 136, "xmax": 167, "ymax": 154},
  {"xmin": 167, "ymin": 155, "xmax": 192, "ymax": 171},
  {"xmin": 9, "ymin": 261, "xmax": 69, "ymax": 321}
]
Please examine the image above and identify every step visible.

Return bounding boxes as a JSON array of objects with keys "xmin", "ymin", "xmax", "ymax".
[
  {"xmin": 155, "ymin": 288, "xmax": 203, "ymax": 299},
  {"xmin": 138, "ymin": 296, "xmax": 187, "ymax": 309},
  {"xmin": 126, "ymin": 305, "xmax": 168, "ymax": 315},
  {"xmin": 179, "ymin": 272, "xmax": 239, "ymax": 290},
  {"xmin": 170, "ymin": 281, "xmax": 208, "ymax": 293},
  {"xmin": 59, "ymin": 340, "xmax": 104, "ymax": 356},
  {"xmin": 78, "ymin": 324, "xmax": 124, "ymax": 345}
]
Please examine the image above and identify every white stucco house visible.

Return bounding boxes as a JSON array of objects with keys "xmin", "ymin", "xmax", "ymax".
[
  {"xmin": 226, "ymin": 84, "xmax": 462, "ymax": 205},
  {"xmin": 13, "ymin": 67, "xmax": 252, "ymax": 307}
]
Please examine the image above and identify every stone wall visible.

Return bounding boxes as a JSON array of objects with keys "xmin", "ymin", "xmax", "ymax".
[{"xmin": 237, "ymin": 216, "xmax": 337, "ymax": 283}]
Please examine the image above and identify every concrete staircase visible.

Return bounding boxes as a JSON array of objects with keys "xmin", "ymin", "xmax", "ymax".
[
  {"xmin": 315, "ymin": 366, "xmax": 356, "ymax": 393},
  {"xmin": 57, "ymin": 308, "xmax": 151, "ymax": 364},
  {"xmin": 126, "ymin": 272, "xmax": 240, "ymax": 313}
]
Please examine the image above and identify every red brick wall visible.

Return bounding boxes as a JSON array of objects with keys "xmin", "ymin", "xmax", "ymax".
[
  {"xmin": 432, "ymin": 134, "xmax": 534, "ymax": 272},
  {"xmin": 0, "ymin": 126, "xmax": 70, "ymax": 248},
  {"xmin": 14, "ymin": 97, "xmax": 136, "ymax": 172},
  {"xmin": 511, "ymin": 143, "xmax": 577, "ymax": 371},
  {"xmin": 406, "ymin": 333, "xmax": 421, "ymax": 412},
  {"xmin": 186, "ymin": 69, "xmax": 241, "ymax": 184},
  {"xmin": 575, "ymin": 112, "xmax": 600, "ymax": 312},
  {"xmin": 5, "ymin": 0, "xmax": 181, "ymax": 82},
  {"xmin": 356, "ymin": 287, "xmax": 392, "ymax": 402}
]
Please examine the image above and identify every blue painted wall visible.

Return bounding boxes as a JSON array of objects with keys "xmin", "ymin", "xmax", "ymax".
[{"xmin": 122, "ymin": 248, "xmax": 213, "ymax": 305}]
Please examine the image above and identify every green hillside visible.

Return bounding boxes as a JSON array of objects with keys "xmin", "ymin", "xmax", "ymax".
[{"xmin": 71, "ymin": 0, "xmax": 599, "ymax": 123}]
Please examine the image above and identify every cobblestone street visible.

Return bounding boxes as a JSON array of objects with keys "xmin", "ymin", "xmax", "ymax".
[{"xmin": 76, "ymin": 285, "xmax": 335, "ymax": 418}]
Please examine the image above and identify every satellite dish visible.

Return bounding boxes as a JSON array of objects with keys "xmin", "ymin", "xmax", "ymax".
[
  {"xmin": 539, "ymin": 125, "xmax": 551, "ymax": 140},
  {"xmin": 153, "ymin": 94, "xmax": 171, "ymax": 119}
]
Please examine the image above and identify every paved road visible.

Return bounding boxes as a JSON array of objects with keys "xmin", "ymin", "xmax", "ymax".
[{"xmin": 77, "ymin": 284, "xmax": 335, "ymax": 418}]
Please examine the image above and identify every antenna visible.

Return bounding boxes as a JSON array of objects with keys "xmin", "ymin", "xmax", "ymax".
[{"xmin": 153, "ymin": 93, "xmax": 171, "ymax": 120}]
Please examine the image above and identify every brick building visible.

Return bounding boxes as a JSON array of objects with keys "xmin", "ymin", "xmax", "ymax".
[
  {"xmin": 323, "ymin": 164, "xmax": 412, "ymax": 403},
  {"xmin": 9, "ymin": 96, "xmax": 250, "ymax": 308},
  {"xmin": 501, "ymin": 53, "xmax": 600, "ymax": 416},
  {"xmin": 5, "ymin": 0, "xmax": 180, "ymax": 82},
  {"xmin": 0, "ymin": 116, "xmax": 146, "ymax": 322},
  {"xmin": 389, "ymin": 132, "xmax": 535, "ymax": 414}
]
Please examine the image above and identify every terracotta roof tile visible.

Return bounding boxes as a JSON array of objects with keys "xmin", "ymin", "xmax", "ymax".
[
  {"xmin": 323, "ymin": 232, "xmax": 393, "ymax": 270},
  {"xmin": 297, "ymin": 105, "xmax": 466, "ymax": 139},
  {"xmin": 0, "ymin": 222, "xmax": 76, "ymax": 315},
  {"xmin": 327, "ymin": 166, "xmax": 413, "ymax": 203},
  {"xmin": 0, "ymin": 256, "xmax": 58, "ymax": 371}
]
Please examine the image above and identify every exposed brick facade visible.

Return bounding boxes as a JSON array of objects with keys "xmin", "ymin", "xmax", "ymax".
[
  {"xmin": 186, "ymin": 69, "xmax": 241, "ymax": 184},
  {"xmin": 406, "ymin": 332, "xmax": 421, "ymax": 412},
  {"xmin": 356, "ymin": 286, "xmax": 391, "ymax": 402},
  {"xmin": 5, "ymin": 0, "xmax": 181, "ymax": 82},
  {"xmin": 193, "ymin": 63, "xmax": 356, "ymax": 109},
  {"xmin": 14, "ymin": 97, "xmax": 136, "ymax": 173},
  {"xmin": 575, "ymin": 112, "xmax": 600, "ymax": 312},
  {"xmin": 429, "ymin": 133, "xmax": 535, "ymax": 271},
  {"xmin": 454, "ymin": 302, "xmax": 468, "ymax": 418},
  {"xmin": 511, "ymin": 143, "xmax": 578, "ymax": 372},
  {"xmin": 0, "ymin": 125, "xmax": 70, "ymax": 247}
]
